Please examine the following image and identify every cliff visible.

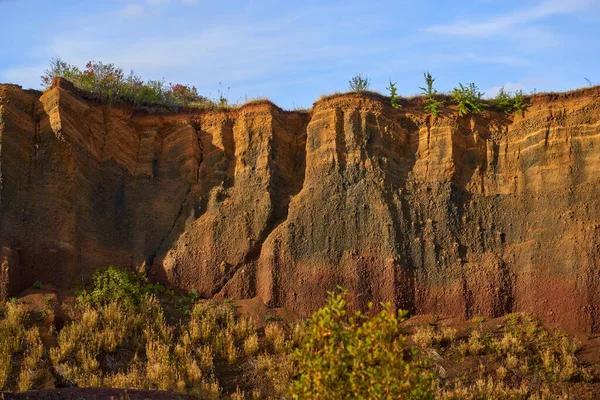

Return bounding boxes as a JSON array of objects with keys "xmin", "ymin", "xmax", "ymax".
[{"xmin": 1, "ymin": 78, "xmax": 599, "ymax": 332}]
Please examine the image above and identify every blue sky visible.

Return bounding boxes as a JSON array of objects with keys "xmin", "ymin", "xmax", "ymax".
[{"xmin": 1, "ymin": 0, "xmax": 599, "ymax": 109}]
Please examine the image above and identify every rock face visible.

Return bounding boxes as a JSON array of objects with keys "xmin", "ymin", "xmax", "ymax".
[{"xmin": 1, "ymin": 78, "xmax": 599, "ymax": 332}]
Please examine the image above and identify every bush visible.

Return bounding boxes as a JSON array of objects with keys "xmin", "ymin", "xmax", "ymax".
[
  {"xmin": 493, "ymin": 87, "xmax": 530, "ymax": 116},
  {"xmin": 291, "ymin": 289, "xmax": 434, "ymax": 399},
  {"xmin": 387, "ymin": 80, "xmax": 401, "ymax": 109},
  {"xmin": 77, "ymin": 265, "xmax": 165, "ymax": 311},
  {"xmin": 41, "ymin": 57, "xmax": 210, "ymax": 108},
  {"xmin": 493, "ymin": 86, "xmax": 514, "ymax": 114},
  {"xmin": 513, "ymin": 90, "xmax": 529, "ymax": 116},
  {"xmin": 41, "ymin": 57, "xmax": 80, "ymax": 88},
  {"xmin": 420, "ymin": 72, "xmax": 444, "ymax": 116},
  {"xmin": 349, "ymin": 73, "xmax": 370, "ymax": 93},
  {"xmin": 32, "ymin": 280, "xmax": 42, "ymax": 290},
  {"xmin": 451, "ymin": 82, "xmax": 488, "ymax": 116}
]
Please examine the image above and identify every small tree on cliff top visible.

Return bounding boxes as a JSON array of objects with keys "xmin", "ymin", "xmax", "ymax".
[
  {"xmin": 420, "ymin": 72, "xmax": 444, "ymax": 116},
  {"xmin": 349, "ymin": 73, "xmax": 371, "ymax": 93},
  {"xmin": 387, "ymin": 80, "xmax": 402, "ymax": 109}
]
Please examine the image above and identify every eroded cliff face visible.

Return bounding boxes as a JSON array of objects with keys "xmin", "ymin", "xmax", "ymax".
[{"xmin": 1, "ymin": 78, "xmax": 599, "ymax": 332}]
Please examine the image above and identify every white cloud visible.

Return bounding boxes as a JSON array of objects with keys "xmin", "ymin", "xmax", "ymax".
[
  {"xmin": 425, "ymin": 0, "xmax": 596, "ymax": 38},
  {"xmin": 120, "ymin": 3, "xmax": 145, "ymax": 18}
]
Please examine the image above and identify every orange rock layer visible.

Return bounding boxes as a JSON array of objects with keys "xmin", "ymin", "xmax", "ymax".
[{"xmin": 1, "ymin": 78, "xmax": 599, "ymax": 332}]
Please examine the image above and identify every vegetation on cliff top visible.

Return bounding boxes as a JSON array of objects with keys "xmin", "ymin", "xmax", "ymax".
[
  {"xmin": 348, "ymin": 73, "xmax": 371, "ymax": 93},
  {"xmin": 450, "ymin": 82, "xmax": 489, "ymax": 116},
  {"xmin": 42, "ymin": 57, "xmax": 224, "ymax": 109},
  {"xmin": 493, "ymin": 86, "xmax": 530, "ymax": 116},
  {"xmin": 420, "ymin": 72, "xmax": 444, "ymax": 116},
  {"xmin": 43, "ymin": 58, "xmax": 533, "ymax": 116},
  {"xmin": 1, "ymin": 266, "xmax": 597, "ymax": 398}
]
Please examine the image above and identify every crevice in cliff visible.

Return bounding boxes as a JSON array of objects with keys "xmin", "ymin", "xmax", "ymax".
[
  {"xmin": 378, "ymin": 113, "xmax": 420, "ymax": 312},
  {"xmin": 334, "ymin": 109, "xmax": 347, "ymax": 175},
  {"xmin": 145, "ymin": 124, "xmax": 203, "ymax": 270},
  {"xmin": 100, "ymin": 107, "xmax": 109, "ymax": 160},
  {"xmin": 29, "ymin": 98, "xmax": 41, "ymax": 183},
  {"xmin": 461, "ymin": 272, "xmax": 474, "ymax": 319},
  {"xmin": 146, "ymin": 184, "xmax": 193, "ymax": 272},
  {"xmin": 494, "ymin": 258, "xmax": 515, "ymax": 317},
  {"xmin": 210, "ymin": 111, "xmax": 310, "ymax": 301}
]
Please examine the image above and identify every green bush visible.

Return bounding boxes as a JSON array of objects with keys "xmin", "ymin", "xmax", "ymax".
[
  {"xmin": 513, "ymin": 90, "xmax": 529, "ymax": 116},
  {"xmin": 493, "ymin": 87, "xmax": 530, "ymax": 116},
  {"xmin": 41, "ymin": 57, "xmax": 210, "ymax": 108},
  {"xmin": 32, "ymin": 280, "xmax": 42, "ymax": 290},
  {"xmin": 349, "ymin": 73, "xmax": 370, "ymax": 93},
  {"xmin": 77, "ymin": 265, "xmax": 165, "ymax": 311},
  {"xmin": 291, "ymin": 289, "xmax": 434, "ymax": 399},
  {"xmin": 420, "ymin": 72, "xmax": 443, "ymax": 116},
  {"xmin": 387, "ymin": 80, "xmax": 402, "ymax": 109},
  {"xmin": 493, "ymin": 86, "xmax": 514, "ymax": 114},
  {"xmin": 451, "ymin": 82, "xmax": 488, "ymax": 116}
]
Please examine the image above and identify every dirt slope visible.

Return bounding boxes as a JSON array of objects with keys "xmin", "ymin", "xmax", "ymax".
[{"xmin": 1, "ymin": 78, "xmax": 599, "ymax": 332}]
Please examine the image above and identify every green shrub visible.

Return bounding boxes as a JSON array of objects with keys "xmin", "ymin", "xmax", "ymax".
[
  {"xmin": 493, "ymin": 87, "xmax": 530, "ymax": 116},
  {"xmin": 41, "ymin": 57, "xmax": 210, "ymax": 108},
  {"xmin": 387, "ymin": 80, "xmax": 401, "ymax": 109},
  {"xmin": 451, "ymin": 82, "xmax": 488, "ymax": 116},
  {"xmin": 41, "ymin": 57, "xmax": 80, "ymax": 88},
  {"xmin": 291, "ymin": 289, "xmax": 434, "ymax": 399},
  {"xmin": 77, "ymin": 265, "xmax": 165, "ymax": 311},
  {"xmin": 493, "ymin": 86, "xmax": 514, "ymax": 114},
  {"xmin": 513, "ymin": 90, "xmax": 529, "ymax": 116},
  {"xmin": 32, "ymin": 280, "xmax": 42, "ymax": 290},
  {"xmin": 420, "ymin": 72, "xmax": 443, "ymax": 116},
  {"xmin": 349, "ymin": 73, "xmax": 370, "ymax": 93}
]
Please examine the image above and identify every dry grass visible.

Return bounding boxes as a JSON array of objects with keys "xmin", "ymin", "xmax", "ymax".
[
  {"xmin": 412, "ymin": 325, "xmax": 440, "ymax": 349},
  {"xmin": 264, "ymin": 322, "xmax": 286, "ymax": 353},
  {"xmin": 243, "ymin": 334, "xmax": 259, "ymax": 356},
  {"xmin": 34, "ymin": 291, "xmax": 300, "ymax": 397},
  {"xmin": 440, "ymin": 377, "xmax": 530, "ymax": 399},
  {"xmin": 430, "ymin": 313, "xmax": 594, "ymax": 398},
  {"xmin": 1, "ymin": 280, "xmax": 597, "ymax": 399},
  {"xmin": 0, "ymin": 301, "xmax": 44, "ymax": 392},
  {"xmin": 254, "ymin": 352, "xmax": 296, "ymax": 396}
]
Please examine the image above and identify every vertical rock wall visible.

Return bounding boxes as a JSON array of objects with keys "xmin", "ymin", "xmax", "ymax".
[{"xmin": 1, "ymin": 79, "xmax": 599, "ymax": 332}]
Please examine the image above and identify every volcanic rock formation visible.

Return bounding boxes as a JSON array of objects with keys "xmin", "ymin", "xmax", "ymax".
[{"xmin": 1, "ymin": 77, "xmax": 599, "ymax": 332}]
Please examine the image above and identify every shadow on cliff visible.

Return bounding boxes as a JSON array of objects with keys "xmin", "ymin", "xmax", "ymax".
[
  {"xmin": 450, "ymin": 113, "xmax": 515, "ymax": 319},
  {"xmin": 147, "ymin": 117, "xmax": 237, "ymax": 279},
  {"xmin": 148, "ymin": 111, "xmax": 310, "ymax": 299},
  {"xmin": 379, "ymin": 112, "xmax": 420, "ymax": 313}
]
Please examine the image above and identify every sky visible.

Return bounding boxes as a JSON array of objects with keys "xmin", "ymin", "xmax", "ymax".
[{"xmin": 0, "ymin": 0, "xmax": 599, "ymax": 109}]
